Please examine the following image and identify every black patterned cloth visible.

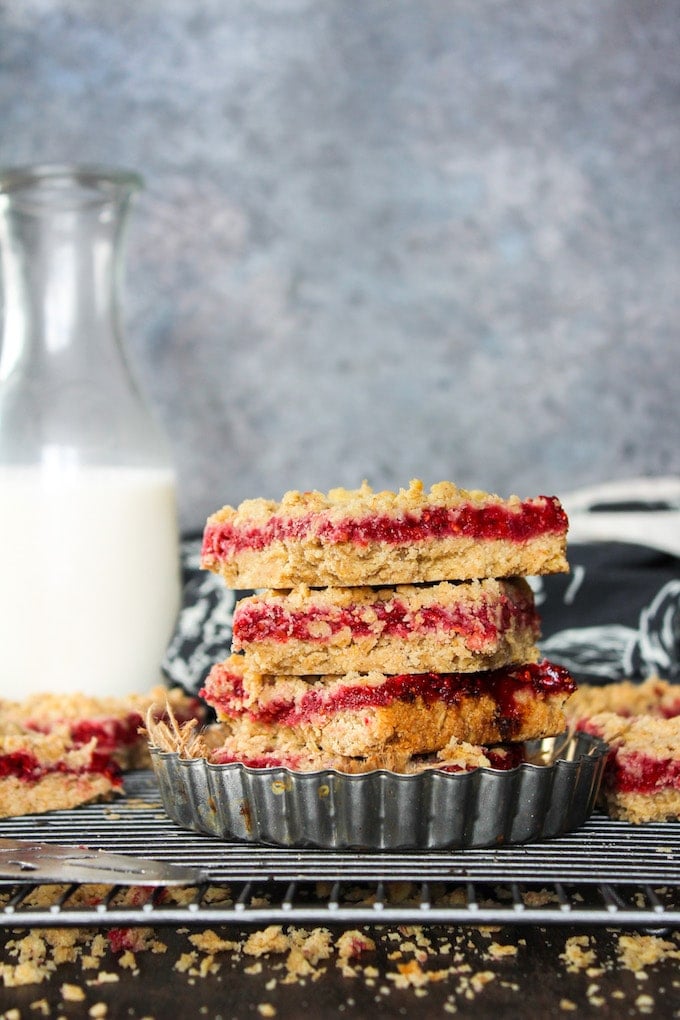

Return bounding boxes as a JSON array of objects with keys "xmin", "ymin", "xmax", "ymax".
[
  {"xmin": 162, "ymin": 535, "xmax": 238, "ymax": 694},
  {"xmin": 162, "ymin": 535, "xmax": 680, "ymax": 696},
  {"xmin": 536, "ymin": 542, "xmax": 679, "ymax": 683}
]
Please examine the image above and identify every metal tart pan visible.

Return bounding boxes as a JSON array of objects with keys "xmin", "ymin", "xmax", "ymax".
[{"xmin": 149, "ymin": 732, "xmax": 607, "ymax": 850}]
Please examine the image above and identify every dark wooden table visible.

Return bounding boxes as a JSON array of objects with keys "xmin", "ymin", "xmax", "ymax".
[{"xmin": 1, "ymin": 918, "xmax": 679, "ymax": 1018}]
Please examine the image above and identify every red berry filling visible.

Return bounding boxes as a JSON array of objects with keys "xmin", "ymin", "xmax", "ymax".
[
  {"xmin": 201, "ymin": 660, "xmax": 574, "ymax": 729},
  {"xmin": 26, "ymin": 716, "xmax": 143, "ymax": 754},
  {"xmin": 232, "ymin": 592, "xmax": 539, "ymax": 651},
  {"xmin": 0, "ymin": 749, "xmax": 122, "ymax": 785},
  {"xmin": 211, "ymin": 750, "xmax": 304, "ymax": 769},
  {"xmin": 202, "ymin": 496, "xmax": 567, "ymax": 559},
  {"xmin": 23, "ymin": 702, "xmax": 202, "ymax": 757},
  {"xmin": 608, "ymin": 751, "xmax": 680, "ymax": 795}
]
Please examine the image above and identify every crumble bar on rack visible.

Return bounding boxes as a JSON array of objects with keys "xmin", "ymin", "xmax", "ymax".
[
  {"xmin": 576, "ymin": 712, "xmax": 679, "ymax": 823},
  {"xmin": 0, "ymin": 685, "xmax": 204, "ymax": 771},
  {"xmin": 565, "ymin": 676, "xmax": 680, "ymax": 823},
  {"xmin": 565, "ymin": 675, "xmax": 680, "ymax": 723},
  {"xmin": 0, "ymin": 726, "xmax": 122, "ymax": 818}
]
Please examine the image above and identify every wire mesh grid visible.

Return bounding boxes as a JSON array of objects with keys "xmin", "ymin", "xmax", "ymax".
[{"xmin": 1, "ymin": 772, "xmax": 678, "ymax": 930}]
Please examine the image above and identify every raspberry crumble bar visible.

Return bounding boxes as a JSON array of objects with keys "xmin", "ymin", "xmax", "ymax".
[
  {"xmin": 200, "ymin": 655, "xmax": 575, "ymax": 760},
  {"xmin": 149, "ymin": 477, "xmax": 578, "ymax": 828},
  {"xmin": 565, "ymin": 676, "xmax": 680, "ymax": 724},
  {"xmin": 147, "ymin": 710, "xmax": 526, "ymax": 775},
  {"xmin": 565, "ymin": 676, "xmax": 680, "ymax": 823},
  {"xmin": 0, "ymin": 727, "xmax": 122, "ymax": 818},
  {"xmin": 232, "ymin": 578, "xmax": 541, "ymax": 675},
  {"xmin": 201, "ymin": 479, "xmax": 569, "ymax": 588},
  {"xmin": 576, "ymin": 712, "xmax": 680, "ymax": 823},
  {"xmin": 0, "ymin": 686, "xmax": 204, "ymax": 771}
]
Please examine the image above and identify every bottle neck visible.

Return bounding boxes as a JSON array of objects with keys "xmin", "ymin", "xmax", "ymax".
[
  {"xmin": 0, "ymin": 186, "xmax": 131, "ymax": 383},
  {"xmin": 0, "ymin": 166, "xmax": 170, "ymax": 469}
]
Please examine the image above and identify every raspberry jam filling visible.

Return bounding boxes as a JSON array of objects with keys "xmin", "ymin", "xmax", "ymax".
[
  {"xmin": 24, "ymin": 703, "xmax": 201, "ymax": 754},
  {"xmin": 609, "ymin": 752, "xmax": 680, "ymax": 794},
  {"xmin": 232, "ymin": 593, "xmax": 538, "ymax": 649},
  {"xmin": 0, "ymin": 749, "xmax": 122, "ymax": 784},
  {"xmin": 437, "ymin": 746, "xmax": 526, "ymax": 773},
  {"xmin": 202, "ymin": 496, "xmax": 567, "ymax": 558},
  {"xmin": 201, "ymin": 660, "xmax": 574, "ymax": 728},
  {"xmin": 26, "ymin": 716, "xmax": 143, "ymax": 753},
  {"xmin": 211, "ymin": 751, "xmax": 304, "ymax": 769}
]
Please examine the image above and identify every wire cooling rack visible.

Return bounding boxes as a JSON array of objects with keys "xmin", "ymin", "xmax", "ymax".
[{"xmin": 1, "ymin": 772, "xmax": 678, "ymax": 930}]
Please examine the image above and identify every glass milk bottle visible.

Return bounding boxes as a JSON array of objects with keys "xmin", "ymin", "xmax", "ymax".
[{"xmin": 0, "ymin": 165, "xmax": 181, "ymax": 697}]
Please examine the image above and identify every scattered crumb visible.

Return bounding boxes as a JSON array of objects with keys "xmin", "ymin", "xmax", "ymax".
[
  {"xmin": 486, "ymin": 942, "xmax": 518, "ymax": 960},
  {"xmin": 61, "ymin": 982, "xmax": 86, "ymax": 1002},
  {"xmin": 174, "ymin": 952, "xmax": 198, "ymax": 973},
  {"xmin": 188, "ymin": 930, "xmax": 239, "ymax": 954},
  {"xmin": 0, "ymin": 887, "xmax": 678, "ymax": 1015},
  {"xmin": 86, "ymin": 972, "xmax": 119, "ymax": 986},
  {"xmin": 560, "ymin": 935, "xmax": 596, "ymax": 973},
  {"xmin": 336, "ymin": 930, "xmax": 376, "ymax": 961},
  {"xmin": 243, "ymin": 927, "xmax": 290, "ymax": 958},
  {"xmin": 523, "ymin": 889, "xmax": 560, "ymax": 907},
  {"xmin": 617, "ymin": 934, "xmax": 680, "ymax": 972}
]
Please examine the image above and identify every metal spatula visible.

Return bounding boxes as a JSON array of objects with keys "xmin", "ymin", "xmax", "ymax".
[{"xmin": 0, "ymin": 837, "xmax": 208, "ymax": 885}]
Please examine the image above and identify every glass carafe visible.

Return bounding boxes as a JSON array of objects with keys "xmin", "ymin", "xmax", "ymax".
[{"xmin": 0, "ymin": 164, "xmax": 181, "ymax": 697}]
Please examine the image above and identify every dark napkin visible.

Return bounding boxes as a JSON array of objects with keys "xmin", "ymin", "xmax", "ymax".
[{"xmin": 535, "ymin": 541, "xmax": 679, "ymax": 682}]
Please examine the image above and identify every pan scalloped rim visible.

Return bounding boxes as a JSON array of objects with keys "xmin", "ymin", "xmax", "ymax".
[{"xmin": 149, "ymin": 731, "xmax": 607, "ymax": 850}]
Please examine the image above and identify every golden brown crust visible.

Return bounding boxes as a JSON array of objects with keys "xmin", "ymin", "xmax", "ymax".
[
  {"xmin": 274, "ymin": 690, "xmax": 565, "ymax": 759},
  {"xmin": 0, "ymin": 685, "xmax": 194, "ymax": 725},
  {"xmin": 208, "ymin": 535, "xmax": 568, "ymax": 589},
  {"xmin": 147, "ymin": 715, "xmax": 495, "ymax": 774},
  {"xmin": 603, "ymin": 788, "xmax": 680, "ymax": 824},
  {"xmin": 212, "ymin": 479, "xmax": 518, "ymax": 522},
  {"xmin": 232, "ymin": 579, "xmax": 540, "ymax": 675},
  {"xmin": 0, "ymin": 773, "xmax": 119, "ymax": 818}
]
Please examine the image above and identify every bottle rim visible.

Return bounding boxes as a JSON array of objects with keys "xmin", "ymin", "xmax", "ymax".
[{"xmin": 0, "ymin": 164, "xmax": 144, "ymax": 208}]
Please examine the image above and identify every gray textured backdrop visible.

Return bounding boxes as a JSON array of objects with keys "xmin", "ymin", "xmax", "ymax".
[{"xmin": 1, "ymin": 0, "xmax": 678, "ymax": 530}]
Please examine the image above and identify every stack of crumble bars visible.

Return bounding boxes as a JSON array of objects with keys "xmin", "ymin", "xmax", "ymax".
[{"xmin": 198, "ymin": 479, "xmax": 576, "ymax": 773}]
